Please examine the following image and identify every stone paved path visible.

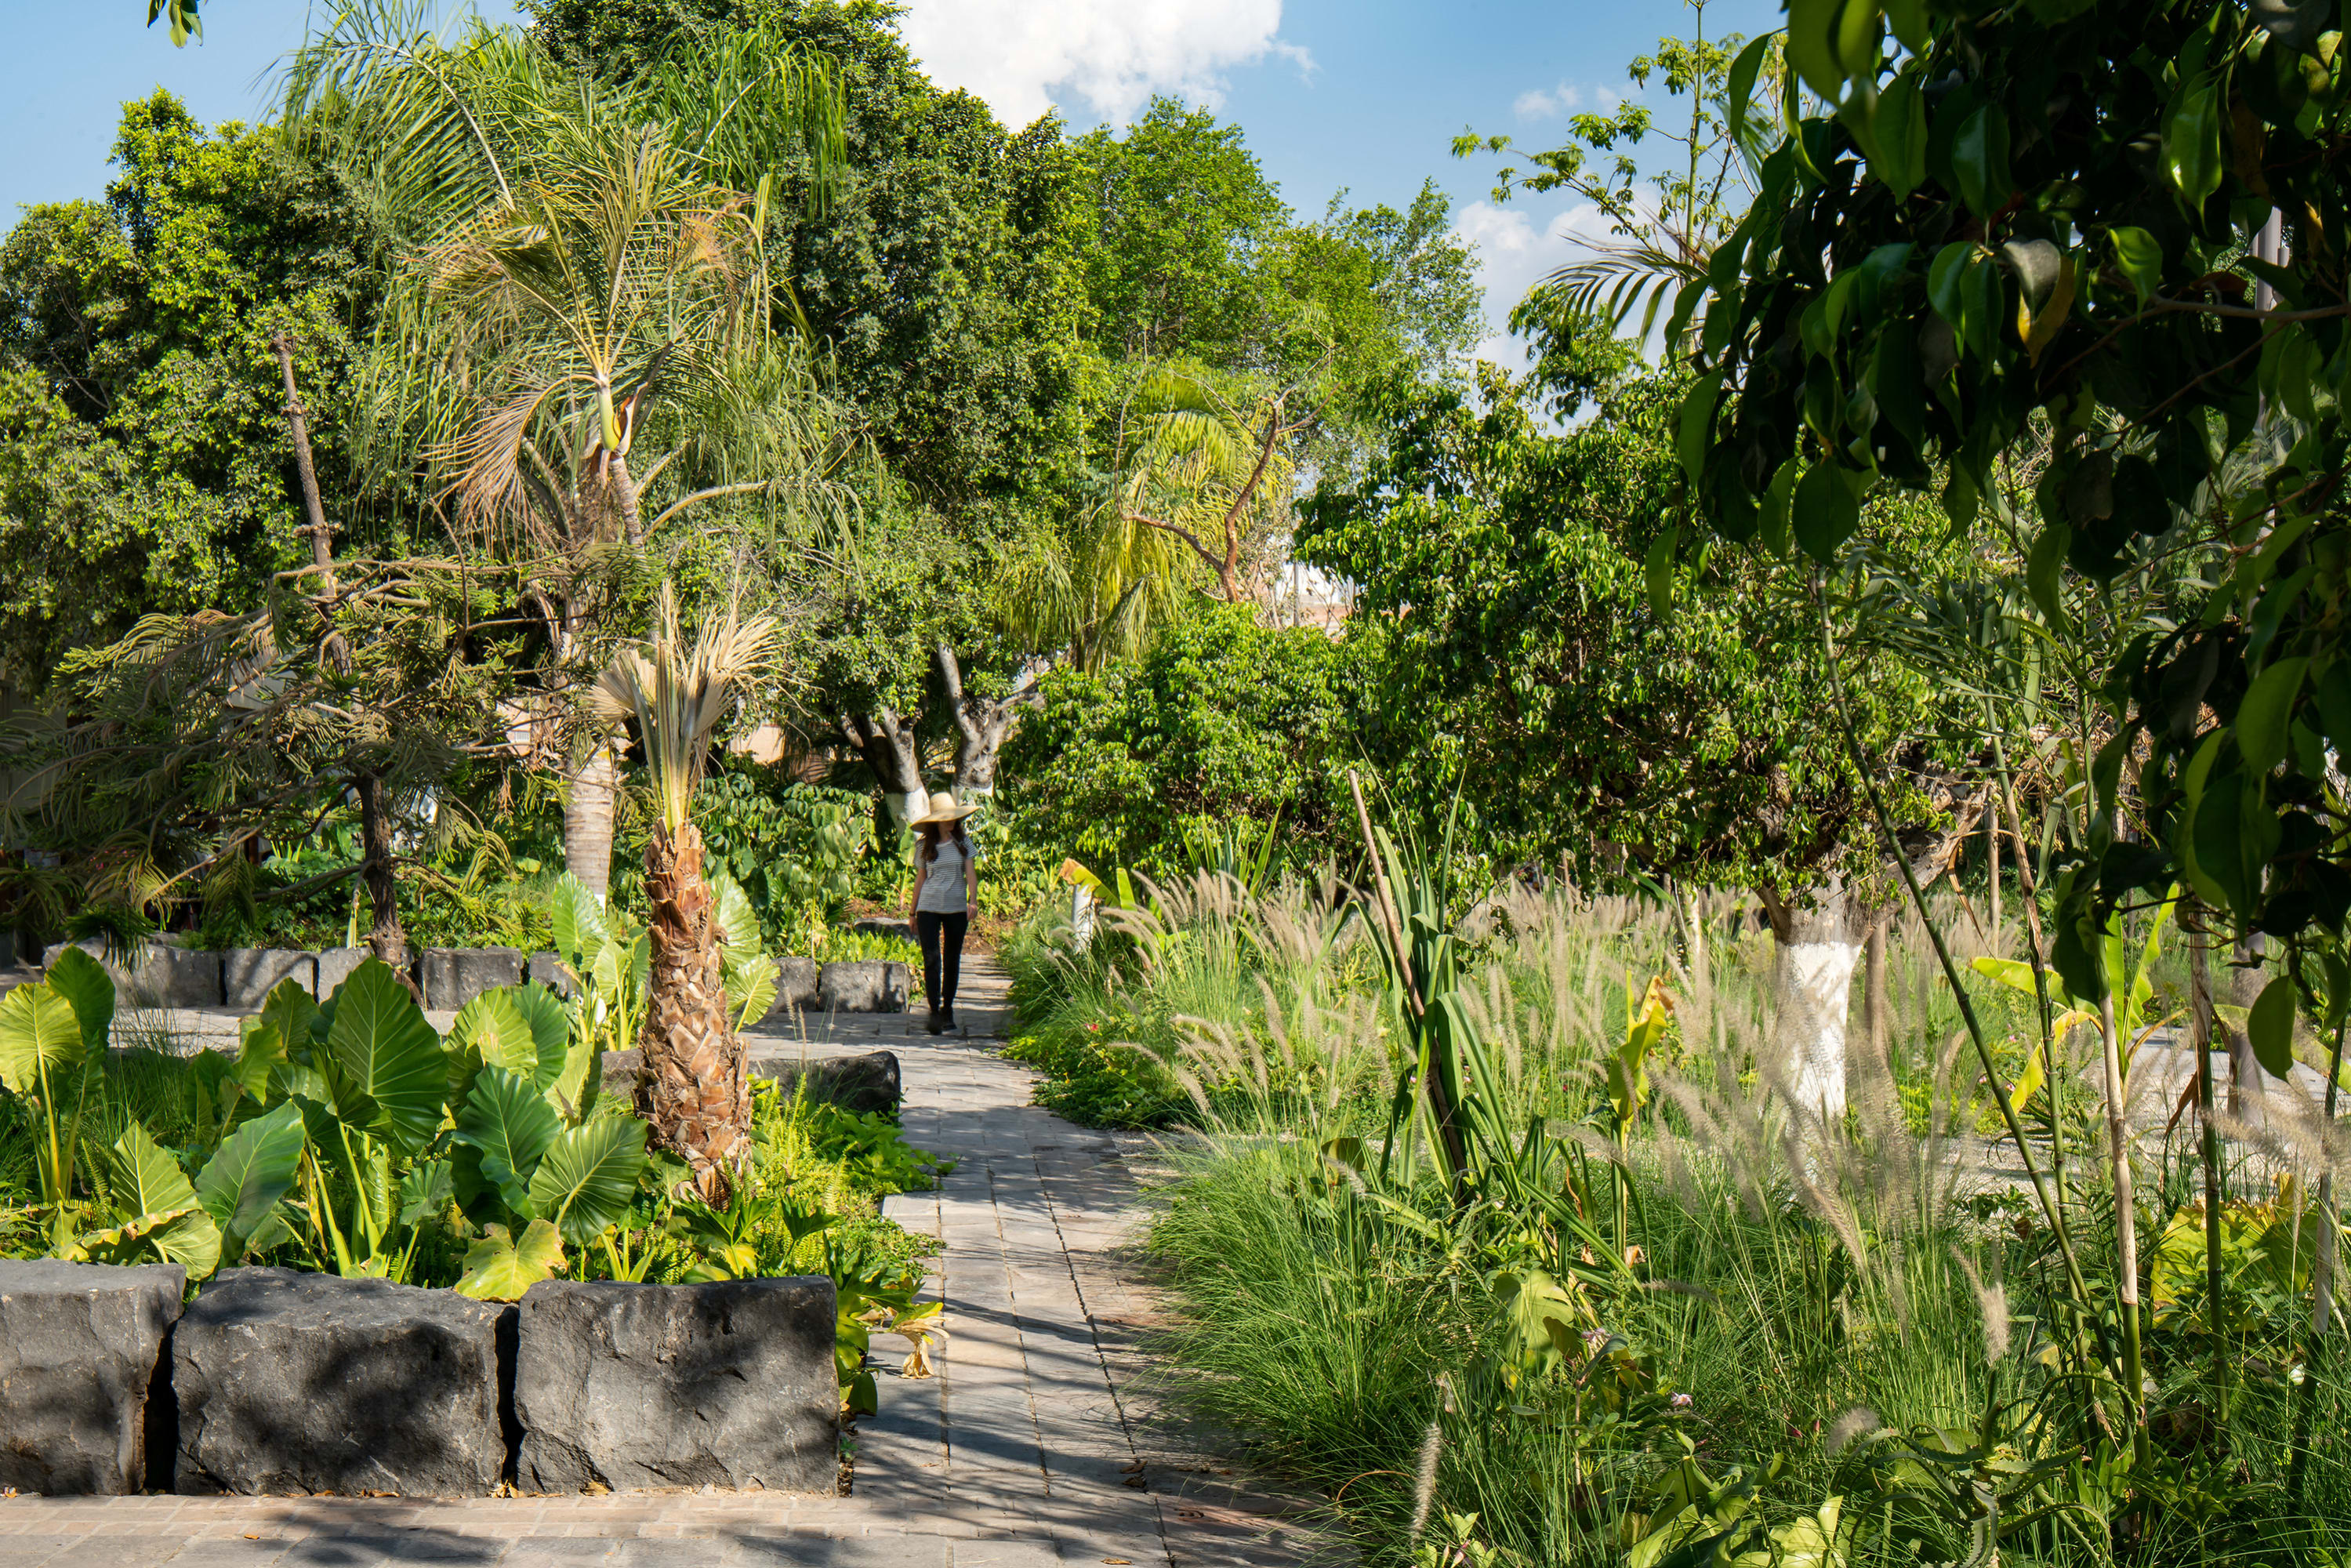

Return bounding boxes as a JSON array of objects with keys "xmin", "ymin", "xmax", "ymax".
[{"xmin": 0, "ymin": 959, "xmax": 1338, "ymax": 1566}]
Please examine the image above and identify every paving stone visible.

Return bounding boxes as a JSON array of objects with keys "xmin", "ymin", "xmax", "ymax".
[
  {"xmin": 753, "ymin": 1051, "xmax": 900, "ymax": 1117},
  {"xmin": 815, "ymin": 962, "xmax": 908, "ymax": 1014},
  {"xmin": 525, "ymin": 953, "xmax": 576, "ymax": 1000},
  {"xmin": 768, "ymin": 958, "xmax": 820, "ymax": 1015},
  {"xmin": 312, "ymin": 949, "xmax": 372, "ymax": 1001}
]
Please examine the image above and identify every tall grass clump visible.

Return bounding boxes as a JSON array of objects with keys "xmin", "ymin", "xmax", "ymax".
[{"xmin": 1006, "ymin": 868, "xmax": 2351, "ymax": 1566}]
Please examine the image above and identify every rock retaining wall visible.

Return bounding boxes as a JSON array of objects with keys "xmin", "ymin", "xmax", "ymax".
[{"xmin": 2, "ymin": 1261, "xmax": 838, "ymax": 1499}]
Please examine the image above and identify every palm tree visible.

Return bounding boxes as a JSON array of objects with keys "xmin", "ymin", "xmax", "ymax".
[
  {"xmin": 284, "ymin": 4, "xmax": 856, "ymax": 900},
  {"xmin": 1000, "ymin": 362, "xmax": 1304, "ymax": 670},
  {"xmin": 591, "ymin": 585, "xmax": 776, "ymax": 1202}
]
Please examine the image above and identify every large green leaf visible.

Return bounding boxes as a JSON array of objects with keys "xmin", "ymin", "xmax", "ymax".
[
  {"xmin": 234, "ymin": 1019, "xmax": 288, "ymax": 1103},
  {"xmin": 528, "ymin": 1116, "xmax": 650, "ymax": 1243},
  {"xmin": 454, "ymin": 1218, "xmax": 565, "ymax": 1301},
  {"xmin": 454, "ymin": 1066, "xmax": 561, "ymax": 1220},
  {"xmin": 108, "ymin": 1120, "xmax": 222, "ymax": 1278},
  {"xmin": 45, "ymin": 947, "xmax": 116, "ymax": 1059},
  {"xmin": 259, "ymin": 978, "xmax": 324, "ymax": 1065},
  {"xmin": 709, "ymin": 869, "xmax": 761, "ymax": 953},
  {"xmin": 552, "ymin": 872, "xmax": 609, "ymax": 960},
  {"xmin": 445, "ymin": 987, "xmax": 535, "ymax": 1106},
  {"xmin": 397, "ymin": 1159, "xmax": 455, "ymax": 1227},
  {"xmin": 510, "ymin": 982, "xmax": 572, "ymax": 1089},
  {"xmin": 0, "ymin": 982, "xmax": 82, "ymax": 1095},
  {"xmin": 194, "ymin": 1101, "xmax": 307, "ymax": 1256},
  {"xmin": 325, "ymin": 959, "xmax": 448, "ymax": 1155},
  {"xmin": 2249, "ymin": 975, "xmax": 2298, "ymax": 1080}
]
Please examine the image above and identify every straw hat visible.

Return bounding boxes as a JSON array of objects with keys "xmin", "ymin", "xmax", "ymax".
[{"xmin": 910, "ymin": 791, "xmax": 978, "ymax": 826}]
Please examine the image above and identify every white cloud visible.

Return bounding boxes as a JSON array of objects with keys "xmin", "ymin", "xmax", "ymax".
[
  {"xmin": 1512, "ymin": 82, "xmax": 1620, "ymax": 122},
  {"xmin": 1454, "ymin": 198, "xmax": 1614, "ymax": 371},
  {"xmin": 898, "ymin": 0, "xmax": 1315, "ymax": 129}
]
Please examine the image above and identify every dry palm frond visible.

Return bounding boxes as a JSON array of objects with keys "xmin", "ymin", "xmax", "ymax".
[{"xmin": 590, "ymin": 583, "xmax": 776, "ymax": 835}]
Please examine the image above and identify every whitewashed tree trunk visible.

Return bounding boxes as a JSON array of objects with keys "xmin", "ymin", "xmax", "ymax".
[{"xmin": 1773, "ymin": 886, "xmax": 1859, "ymax": 1127}]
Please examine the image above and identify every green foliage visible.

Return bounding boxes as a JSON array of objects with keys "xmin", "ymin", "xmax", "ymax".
[
  {"xmin": 0, "ymin": 92, "xmax": 379, "ymax": 692},
  {"xmin": 1010, "ymin": 873, "xmax": 2351, "ymax": 1563},
  {"xmin": 1000, "ymin": 601, "xmax": 1364, "ymax": 876},
  {"xmin": 528, "ymin": 0, "xmax": 1087, "ymax": 520},
  {"xmin": 1300, "ymin": 337, "xmax": 1957, "ymax": 890},
  {"xmin": 692, "ymin": 768, "xmax": 866, "ymax": 942}
]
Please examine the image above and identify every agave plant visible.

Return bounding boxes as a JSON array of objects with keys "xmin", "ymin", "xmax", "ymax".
[{"xmin": 592, "ymin": 585, "xmax": 778, "ymax": 1202}]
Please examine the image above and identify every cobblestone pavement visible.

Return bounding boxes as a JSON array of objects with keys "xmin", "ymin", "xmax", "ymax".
[{"xmin": 0, "ymin": 960, "xmax": 1340, "ymax": 1566}]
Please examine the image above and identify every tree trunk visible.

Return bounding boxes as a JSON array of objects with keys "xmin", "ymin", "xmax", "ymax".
[
  {"xmin": 355, "ymin": 772, "xmax": 411, "ymax": 978},
  {"xmin": 637, "ymin": 820, "xmax": 749, "ymax": 1204},
  {"xmin": 1986, "ymin": 796, "xmax": 2001, "ymax": 941},
  {"xmin": 564, "ymin": 742, "xmax": 619, "ymax": 901},
  {"xmin": 1769, "ymin": 881, "xmax": 1860, "ymax": 1127},
  {"xmin": 1863, "ymin": 916, "xmax": 1888, "ymax": 1058},
  {"xmin": 935, "ymin": 642, "xmax": 1032, "ymax": 800},
  {"xmin": 611, "ymin": 456, "xmax": 644, "ymax": 551},
  {"xmin": 839, "ymin": 709, "xmax": 927, "ymax": 826}
]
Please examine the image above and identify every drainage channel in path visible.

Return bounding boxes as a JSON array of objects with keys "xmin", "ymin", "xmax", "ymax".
[{"xmin": 0, "ymin": 956, "xmax": 1339, "ymax": 1567}]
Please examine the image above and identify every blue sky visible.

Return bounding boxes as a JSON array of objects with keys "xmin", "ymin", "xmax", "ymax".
[{"xmin": 2, "ymin": 0, "xmax": 1781, "ymax": 358}]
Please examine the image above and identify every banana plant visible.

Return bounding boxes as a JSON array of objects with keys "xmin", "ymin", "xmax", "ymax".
[{"xmin": 447, "ymin": 1065, "xmax": 650, "ymax": 1300}]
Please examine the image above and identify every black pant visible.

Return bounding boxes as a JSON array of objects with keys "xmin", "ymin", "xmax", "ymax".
[{"xmin": 916, "ymin": 910, "xmax": 967, "ymax": 1010}]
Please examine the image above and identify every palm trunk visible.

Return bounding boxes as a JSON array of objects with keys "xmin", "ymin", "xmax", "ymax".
[
  {"xmin": 637, "ymin": 820, "xmax": 748, "ymax": 1203},
  {"xmin": 564, "ymin": 742, "xmax": 619, "ymax": 901}
]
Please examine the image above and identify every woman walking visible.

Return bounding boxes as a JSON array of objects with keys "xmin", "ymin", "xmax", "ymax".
[{"xmin": 906, "ymin": 792, "xmax": 978, "ymax": 1035}]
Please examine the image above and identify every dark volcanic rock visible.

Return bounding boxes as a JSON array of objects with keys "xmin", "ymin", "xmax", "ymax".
[
  {"xmin": 764, "ymin": 956, "xmax": 819, "ymax": 1017},
  {"xmin": 313, "ymin": 947, "xmax": 372, "ymax": 1002},
  {"xmin": 513, "ymin": 1277, "xmax": 836, "ymax": 1494},
  {"xmin": 44, "ymin": 941, "xmax": 221, "ymax": 1009},
  {"xmin": 816, "ymin": 960, "xmax": 909, "ymax": 1014},
  {"xmin": 0, "ymin": 1259, "xmax": 185, "ymax": 1495},
  {"xmin": 527, "ymin": 951, "xmax": 577, "ymax": 1000},
  {"xmin": 754, "ymin": 1051, "xmax": 902, "ymax": 1118},
  {"xmin": 173, "ymin": 1269, "xmax": 511, "ymax": 1497},
  {"xmin": 222, "ymin": 949, "xmax": 317, "ymax": 1009},
  {"xmin": 415, "ymin": 947, "xmax": 524, "ymax": 1011}
]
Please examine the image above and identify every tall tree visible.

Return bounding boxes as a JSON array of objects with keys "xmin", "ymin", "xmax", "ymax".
[
  {"xmin": 1301, "ymin": 317, "xmax": 1979, "ymax": 1116},
  {"xmin": 0, "ymin": 92, "xmax": 379, "ymax": 691},
  {"xmin": 286, "ymin": 5, "xmax": 854, "ymax": 901}
]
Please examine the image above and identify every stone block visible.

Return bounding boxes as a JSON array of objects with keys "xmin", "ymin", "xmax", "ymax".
[
  {"xmin": 513, "ymin": 1277, "xmax": 836, "ymax": 1494},
  {"xmin": 173, "ymin": 1269, "xmax": 511, "ymax": 1497},
  {"xmin": 43, "ymin": 940, "xmax": 221, "ymax": 1010},
  {"xmin": 851, "ymin": 917, "xmax": 915, "ymax": 943},
  {"xmin": 527, "ymin": 951, "xmax": 577, "ymax": 1000},
  {"xmin": 313, "ymin": 946, "xmax": 372, "ymax": 1001},
  {"xmin": 0, "ymin": 1259, "xmax": 186, "ymax": 1495},
  {"xmin": 755, "ymin": 1051, "xmax": 901, "ymax": 1118},
  {"xmin": 415, "ymin": 946, "xmax": 524, "ymax": 1011},
  {"xmin": 221, "ymin": 950, "xmax": 317, "ymax": 1010},
  {"xmin": 817, "ymin": 960, "xmax": 909, "ymax": 1014},
  {"xmin": 763, "ymin": 956, "xmax": 819, "ymax": 1018}
]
